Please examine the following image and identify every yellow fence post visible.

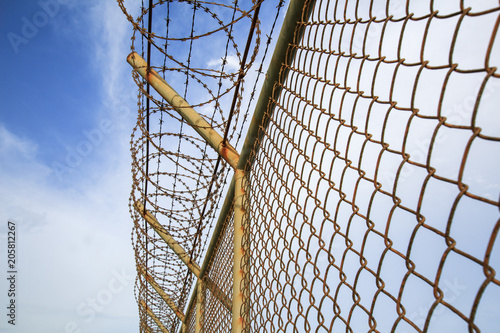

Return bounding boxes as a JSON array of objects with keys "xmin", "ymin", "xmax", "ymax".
[
  {"xmin": 233, "ymin": 169, "xmax": 248, "ymax": 332},
  {"xmin": 134, "ymin": 201, "xmax": 232, "ymax": 313},
  {"xmin": 134, "ymin": 201, "xmax": 202, "ymax": 276},
  {"xmin": 195, "ymin": 280, "xmax": 205, "ymax": 333},
  {"xmin": 139, "ymin": 299, "xmax": 170, "ymax": 333},
  {"xmin": 127, "ymin": 52, "xmax": 240, "ymax": 169},
  {"xmin": 138, "ymin": 265, "xmax": 186, "ymax": 322}
]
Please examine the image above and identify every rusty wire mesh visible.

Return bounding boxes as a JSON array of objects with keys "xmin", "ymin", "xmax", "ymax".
[
  {"xmin": 122, "ymin": 0, "xmax": 500, "ymax": 331},
  {"xmin": 203, "ymin": 208, "xmax": 235, "ymax": 332},
  {"xmin": 239, "ymin": 0, "xmax": 500, "ymax": 332}
]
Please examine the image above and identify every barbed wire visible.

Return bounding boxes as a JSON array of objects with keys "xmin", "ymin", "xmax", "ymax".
[{"xmin": 119, "ymin": 0, "xmax": 286, "ymax": 331}]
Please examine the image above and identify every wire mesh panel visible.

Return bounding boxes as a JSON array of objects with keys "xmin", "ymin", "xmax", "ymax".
[
  {"xmin": 204, "ymin": 209, "xmax": 235, "ymax": 332},
  {"xmin": 242, "ymin": 0, "xmax": 500, "ymax": 332}
]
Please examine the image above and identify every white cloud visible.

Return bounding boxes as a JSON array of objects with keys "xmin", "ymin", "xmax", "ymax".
[
  {"xmin": 0, "ymin": 121, "xmax": 137, "ymax": 332},
  {"xmin": 0, "ymin": 125, "xmax": 37, "ymax": 158},
  {"xmin": 207, "ymin": 54, "xmax": 240, "ymax": 72}
]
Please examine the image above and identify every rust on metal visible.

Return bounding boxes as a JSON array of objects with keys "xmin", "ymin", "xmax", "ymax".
[
  {"xmin": 140, "ymin": 300, "xmax": 170, "ymax": 333},
  {"xmin": 134, "ymin": 200, "xmax": 202, "ymax": 276},
  {"xmin": 121, "ymin": 0, "xmax": 500, "ymax": 331},
  {"xmin": 138, "ymin": 265, "xmax": 186, "ymax": 322},
  {"xmin": 232, "ymin": 169, "xmax": 248, "ymax": 332},
  {"xmin": 195, "ymin": 280, "xmax": 205, "ymax": 333},
  {"xmin": 134, "ymin": 200, "xmax": 233, "ymax": 312},
  {"xmin": 127, "ymin": 51, "xmax": 240, "ymax": 170}
]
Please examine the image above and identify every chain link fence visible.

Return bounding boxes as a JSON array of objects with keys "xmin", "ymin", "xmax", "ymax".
[
  {"xmin": 123, "ymin": 0, "xmax": 500, "ymax": 331},
  {"xmin": 239, "ymin": 0, "xmax": 500, "ymax": 331}
]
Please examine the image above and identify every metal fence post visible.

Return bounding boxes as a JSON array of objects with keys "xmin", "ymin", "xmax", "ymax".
[
  {"xmin": 195, "ymin": 280, "xmax": 205, "ymax": 333},
  {"xmin": 127, "ymin": 52, "xmax": 240, "ymax": 169},
  {"xmin": 233, "ymin": 169, "xmax": 248, "ymax": 332},
  {"xmin": 138, "ymin": 265, "xmax": 185, "ymax": 322}
]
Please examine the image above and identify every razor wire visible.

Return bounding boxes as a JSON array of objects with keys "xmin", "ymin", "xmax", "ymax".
[{"xmin": 118, "ymin": 0, "xmax": 286, "ymax": 331}]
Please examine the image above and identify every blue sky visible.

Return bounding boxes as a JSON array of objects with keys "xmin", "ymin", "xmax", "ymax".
[{"xmin": 0, "ymin": 1, "xmax": 139, "ymax": 332}]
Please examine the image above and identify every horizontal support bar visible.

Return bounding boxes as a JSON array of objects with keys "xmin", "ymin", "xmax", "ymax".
[
  {"xmin": 140, "ymin": 299, "xmax": 170, "ymax": 333},
  {"xmin": 134, "ymin": 201, "xmax": 232, "ymax": 312},
  {"xmin": 127, "ymin": 52, "xmax": 240, "ymax": 169},
  {"xmin": 141, "ymin": 321, "xmax": 154, "ymax": 333},
  {"xmin": 139, "ymin": 265, "xmax": 185, "ymax": 322},
  {"xmin": 204, "ymin": 277, "xmax": 232, "ymax": 312},
  {"xmin": 134, "ymin": 201, "xmax": 201, "ymax": 276}
]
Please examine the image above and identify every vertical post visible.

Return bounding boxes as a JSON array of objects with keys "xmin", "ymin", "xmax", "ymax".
[
  {"xmin": 233, "ymin": 169, "xmax": 248, "ymax": 332},
  {"xmin": 195, "ymin": 280, "xmax": 205, "ymax": 333}
]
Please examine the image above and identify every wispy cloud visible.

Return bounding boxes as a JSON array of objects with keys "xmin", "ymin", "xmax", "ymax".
[
  {"xmin": 207, "ymin": 54, "xmax": 240, "ymax": 72},
  {"xmin": 0, "ymin": 124, "xmax": 37, "ymax": 157}
]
